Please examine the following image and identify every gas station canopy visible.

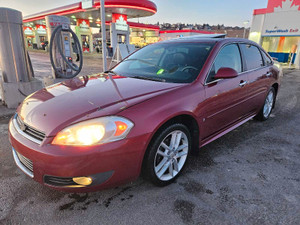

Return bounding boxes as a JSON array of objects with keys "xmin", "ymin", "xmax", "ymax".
[
  {"xmin": 23, "ymin": 0, "xmax": 157, "ymax": 27},
  {"xmin": 22, "ymin": 0, "xmax": 161, "ymax": 52}
]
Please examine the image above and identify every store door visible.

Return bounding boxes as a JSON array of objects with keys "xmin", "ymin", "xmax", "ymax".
[
  {"xmin": 39, "ymin": 36, "xmax": 46, "ymax": 50},
  {"xmin": 81, "ymin": 35, "xmax": 90, "ymax": 53},
  {"xmin": 27, "ymin": 37, "xmax": 33, "ymax": 48}
]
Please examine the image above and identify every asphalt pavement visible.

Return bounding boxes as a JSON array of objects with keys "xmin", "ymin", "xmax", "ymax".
[
  {"xmin": 28, "ymin": 51, "xmax": 113, "ymax": 79},
  {"xmin": 0, "ymin": 69, "xmax": 299, "ymax": 225}
]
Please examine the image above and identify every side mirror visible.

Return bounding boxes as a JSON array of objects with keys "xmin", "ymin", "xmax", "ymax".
[{"xmin": 214, "ymin": 67, "xmax": 238, "ymax": 79}]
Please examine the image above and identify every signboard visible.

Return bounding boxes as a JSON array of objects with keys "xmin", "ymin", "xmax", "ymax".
[
  {"xmin": 46, "ymin": 15, "xmax": 70, "ymax": 29},
  {"xmin": 262, "ymin": 9, "xmax": 300, "ymax": 36},
  {"xmin": 77, "ymin": 19, "xmax": 90, "ymax": 31},
  {"xmin": 266, "ymin": 0, "xmax": 300, "ymax": 13},
  {"xmin": 263, "ymin": 27, "xmax": 300, "ymax": 36},
  {"xmin": 36, "ymin": 25, "xmax": 47, "ymax": 35},
  {"xmin": 112, "ymin": 14, "xmax": 128, "ymax": 31},
  {"xmin": 260, "ymin": 1, "xmax": 300, "ymax": 36},
  {"xmin": 82, "ymin": 0, "xmax": 94, "ymax": 9},
  {"xmin": 23, "ymin": 27, "xmax": 33, "ymax": 36},
  {"xmin": 265, "ymin": 28, "xmax": 299, "ymax": 34}
]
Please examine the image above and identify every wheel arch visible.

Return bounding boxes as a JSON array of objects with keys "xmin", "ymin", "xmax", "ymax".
[
  {"xmin": 272, "ymin": 83, "xmax": 279, "ymax": 96},
  {"xmin": 271, "ymin": 82, "xmax": 279, "ymax": 108},
  {"xmin": 141, "ymin": 113, "xmax": 200, "ymax": 174}
]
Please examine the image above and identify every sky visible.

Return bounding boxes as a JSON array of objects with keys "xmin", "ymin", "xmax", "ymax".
[{"xmin": 0, "ymin": 0, "xmax": 269, "ymax": 27}]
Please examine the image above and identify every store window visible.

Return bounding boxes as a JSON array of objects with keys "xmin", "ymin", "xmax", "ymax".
[
  {"xmin": 282, "ymin": 37, "xmax": 300, "ymax": 53},
  {"xmin": 240, "ymin": 44, "xmax": 264, "ymax": 70},
  {"xmin": 262, "ymin": 37, "xmax": 280, "ymax": 53}
]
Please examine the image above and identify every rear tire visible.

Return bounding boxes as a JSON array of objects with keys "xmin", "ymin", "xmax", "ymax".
[
  {"xmin": 143, "ymin": 123, "xmax": 191, "ymax": 186},
  {"xmin": 255, "ymin": 87, "xmax": 276, "ymax": 121}
]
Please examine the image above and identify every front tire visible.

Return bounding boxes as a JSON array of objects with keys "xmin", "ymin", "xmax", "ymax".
[
  {"xmin": 144, "ymin": 124, "xmax": 191, "ymax": 186},
  {"xmin": 255, "ymin": 87, "xmax": 276, "ymax": 121}
]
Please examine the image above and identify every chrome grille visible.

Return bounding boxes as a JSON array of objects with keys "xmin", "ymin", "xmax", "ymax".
[
  {"xmin": 16, "ymin": 151, "xmax": 33, "ymax": 172},
  {"xmin": 14, "ymin": 114, "xmax": 46, "ymax": 144}
]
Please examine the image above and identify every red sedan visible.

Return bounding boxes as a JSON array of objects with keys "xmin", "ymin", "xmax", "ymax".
[{"xmin": 9, "ymin": 37, "xmax": 281, "ymax": 191}]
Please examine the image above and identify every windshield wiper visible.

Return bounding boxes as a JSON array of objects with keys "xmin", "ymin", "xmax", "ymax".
[
  {"xmin": 104, "ymin": 70, "xmax": 117, "ymax": 75},
  {"xmin": 131, "ymin": 76, "xmax": 166, "ymax": 82}
]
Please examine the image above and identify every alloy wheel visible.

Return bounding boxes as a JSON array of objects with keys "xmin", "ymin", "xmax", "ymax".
[
  {"xmin": 263, "ymin": 90, "xmax": 274, "ymax": 118},
  {"xmin": 154, "ymin": 130, "xmax": 189, "ymax": 181}
]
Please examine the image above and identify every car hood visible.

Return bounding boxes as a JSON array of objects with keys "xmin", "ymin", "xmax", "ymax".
[{"xmin": 17, "ymin": 74, "xmax": 185, "ymax": 136}]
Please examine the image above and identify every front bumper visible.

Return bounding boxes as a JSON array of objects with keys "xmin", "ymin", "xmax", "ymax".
[
  {"xmin": 12, "ymin": 147, "xmax": 34, "ymax": 178},
  {"xmin": 9, "ymin": 118, "xmax": 151, "ymax": 192}
]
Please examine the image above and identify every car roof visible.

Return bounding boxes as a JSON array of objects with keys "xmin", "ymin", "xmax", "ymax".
[{"xmin": 159, "ymin": 36, "xmax": 259, "ymax": 46}]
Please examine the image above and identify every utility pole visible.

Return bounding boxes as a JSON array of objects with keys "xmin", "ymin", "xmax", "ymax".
[
  {"xmin": 243, "ymin": 20, "xmax": 249, "ymax": 39},
  {"xmin": 100, "ymin": 0, "xmax": 107, "ymax": 71}
]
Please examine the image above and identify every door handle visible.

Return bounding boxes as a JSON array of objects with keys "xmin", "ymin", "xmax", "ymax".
[
  {"xmin": 266, "ymin": 72, "xmax": 272, "ymax": 77},
  {"xmin": 239, "ymin": 81, "xmax": 247, "ymax": 87}
]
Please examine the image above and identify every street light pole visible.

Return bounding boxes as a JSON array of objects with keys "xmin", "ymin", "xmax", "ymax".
[
  {"xmin": 100, "ymin": 0, "xmax": 107, "ymax": 71},
  {"xmin": 243, "ymin": 20, "xmax": 249, "ymax": 39}
]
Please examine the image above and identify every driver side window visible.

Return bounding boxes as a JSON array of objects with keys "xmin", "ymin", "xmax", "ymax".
[{"xmin": 207, "ymin": 44, "xmax": 242, "ymax": 83}]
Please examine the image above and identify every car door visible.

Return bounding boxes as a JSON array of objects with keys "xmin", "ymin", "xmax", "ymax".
[
  {"xmin": 201, "ymin": 44, "xmax": 250, "ymax": 140},
  {"xmin": 239, "ymin": 44, "xmax": 271, "ymax": 113}
]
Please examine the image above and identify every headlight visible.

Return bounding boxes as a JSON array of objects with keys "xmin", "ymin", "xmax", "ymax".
[{"xmin": 52, "ymin": 116, "xmax": 134, "ymax": 146}]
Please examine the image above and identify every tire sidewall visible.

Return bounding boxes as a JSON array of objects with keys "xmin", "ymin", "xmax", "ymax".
[{"xmin": 145, "ymin": 123, "xmax": 192, "ymax": 186}]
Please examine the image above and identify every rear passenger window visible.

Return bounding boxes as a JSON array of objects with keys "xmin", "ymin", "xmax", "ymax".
[
  {"xmin": 207, "ymin": 44, "xmax": 242, "ymax": 83},
  {"xmin": 240, "ymin": 44, "xmax": 264, "ymax": 70}
]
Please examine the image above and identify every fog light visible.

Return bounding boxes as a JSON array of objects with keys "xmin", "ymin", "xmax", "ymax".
[{"xmin": 72, "ymin": 177, "xmax": 93, "ymax": 186}]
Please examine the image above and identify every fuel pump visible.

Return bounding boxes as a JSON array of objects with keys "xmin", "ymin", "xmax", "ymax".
[
  {"xmin": 45, "ymin": 15, "xmax": 83, "ymax": 80},
  {"xmin": 0, "ymin": 8, "xmax": 43, "ymax": 108}
]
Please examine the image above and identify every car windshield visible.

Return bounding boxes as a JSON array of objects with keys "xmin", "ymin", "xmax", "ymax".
[{"xmin": 112, "ymin": 42, "xmax": 215, "ymax": 83}]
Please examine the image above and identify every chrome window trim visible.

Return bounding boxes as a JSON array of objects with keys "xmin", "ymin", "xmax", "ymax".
[
  {"xmin": 205, "ymin": 79, "xmax": 223, "ymax": 85},
  {"xmin": 239, "ymin": 44, "xmax": 266, "ymax": 71},
  {"xmin": 204, "ymin": 41, "xmax": 269, "ymax": 86},
  {"xmin": 13, "ymin": 114, "xmax": 42, "ymax": 145},
  {"xmin": 238, "ymin": 65, "xmax": 269, "ymax": 75},
  {"xmin": 205, "ymin": 65, "xmax": 270, "ymax": 86},
  {"xmin": 12, "ymin": 148, "xmax": 34, "ymax": 178}
]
